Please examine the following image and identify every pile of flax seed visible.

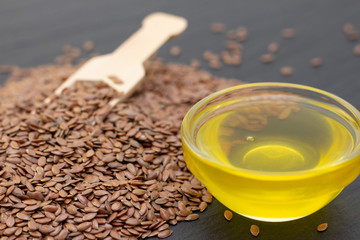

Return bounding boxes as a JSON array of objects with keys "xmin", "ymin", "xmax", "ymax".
[{"xmin": 0, "ymin": 46, "xmax": 239, "ymax": 239}]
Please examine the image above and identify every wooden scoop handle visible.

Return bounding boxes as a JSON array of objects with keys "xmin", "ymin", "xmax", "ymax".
[
  {"xmin": 48, "ymin": 12, "xmax": 187, "ymax": 107},
  {"xmin": 111, "ymin": 12, "xmax": 187, "ymax": 65}
]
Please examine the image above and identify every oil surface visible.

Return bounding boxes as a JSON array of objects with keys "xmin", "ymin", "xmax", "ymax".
[
  {"xmin": 196, "ymin": 102, "xmax": 355, "ymax": 173},
  {"xmin": 186, "ymin": 94, "xmax": 360, "ymax": 221}
]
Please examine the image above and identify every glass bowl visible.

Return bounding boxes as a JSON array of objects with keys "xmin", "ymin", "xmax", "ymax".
[{"xmin": 181, "ymin": 82, "xmax": 360, "ymax": 222}]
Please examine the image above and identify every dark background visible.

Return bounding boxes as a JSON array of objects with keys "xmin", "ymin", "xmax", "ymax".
[{"xmin": 1, "ymin": 1, "xmax": 360, "ymax": 239}]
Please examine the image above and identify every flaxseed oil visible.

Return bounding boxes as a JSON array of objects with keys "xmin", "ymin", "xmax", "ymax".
[{"xmin": 192, "ymin": 98, "xmax": 360, "ymax": 220}]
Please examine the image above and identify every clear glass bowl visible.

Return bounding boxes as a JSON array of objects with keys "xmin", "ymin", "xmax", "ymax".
[{"xmin": 181, "ymin": 82, "xmax": 360, "ymax": 222}]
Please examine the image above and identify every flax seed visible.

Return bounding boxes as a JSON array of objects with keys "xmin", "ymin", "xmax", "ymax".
[
  {"xmin": 268, "ymin": 42, "xmax": 279, "ymax": 53},
  {"xmin": 317, "ymin": 223, "xmax": 328, "ymax": 232},
  {"xmin": 83, "ymin": 41, "xmax": 95, "ymax": 52},
  {"xmin": 185, "ymin": 214, "xmax": 199, "ymax": 221},
  {"xmin": 211, "ymin": 22, "xmax": 225, "ymax": 33},
  {"xmin": 261, "ymin": 54, "xmax": 274, "ymax": 63},
  {"xmin": 280, "ymin": 66, "xmax": 294, "ymax": 76},
  {"xmin": 282, "ymin": 28, "xmax": 296, "ymax": 39},
  {"xmin": 310, "ymin": 57, "xmax": 323, "ymax": 67},
  {"xmin": 354, "ymin": 44, "xmax": 360, "ymax": 56},
  {"xmin": 0, "ymin": 47, "xmax": 239, "ymax": 239},
  {"xmin": 250, "ymin": 224, "xmax": 260, "ymax": 237},
  {"xmin": 77, "ymin": 222, "xmax": 92, "ymax": 231},
  {"xmin": 224, "ymin": 210, "xmax": 233, "ymax": 221},
  {"xmin": 170, "ymin": 46, "xmax": 181, "ymax": 57},
  {"xmin": 158, "ymin": 229, "xmax": 173, "ymax": 238}
]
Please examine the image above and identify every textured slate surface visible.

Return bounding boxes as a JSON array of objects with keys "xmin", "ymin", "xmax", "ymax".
[{"xmin": 1, "ymin": 1, "xmax": 360, "ymax": 239}]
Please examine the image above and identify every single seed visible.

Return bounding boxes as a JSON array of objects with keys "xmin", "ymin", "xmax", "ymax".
[
  {"xmin": 250, "ymin": 224, "xmax": 260, "ymax": 237},
  {"xmin": 77, "ymin": 222, "xmax": 92, "ymax": 231},
  {"xmin": 343, "ymin": 23, "xmax": 355, "ymax": 33},
  {"xmin": 347, "ymin": 31, "xmax": 358, "ymax": 41},
  {"xmin": 66, "ymin": 205, "xmax": 77, "ymax": 215},
  {"xmin": 110, "ymin": 229, "xmax": 122, "ymax": 239},
  {"xmin": 16, "ymin": 212, "xmax": 30, "ymax": 220},
  {"xmin": 160, "ymin": 208, "xmax": 170, "ymax": 221},
  {"xmin": 317, "ymin": 223, "xmax": 328, "ymax": 232},
  {"xmin": 84, "ymin": 206, "xmax": 98, "ymax": 213},
  {"xmin": 170, "ymin": 46, "xmax": 181, "ymax": 57},
  {"xmin": 6, "ymin": 216, "xmax": 15, "ymax": 227},
  {"xmin": 86, "ymin": 149, "xmax": 95, "ymax": 158},
  {"xmin": 83, "ymin": 212, "xmax": 97, "ymax": 221},
  {"xmin": 3, "ymin": 227, "xmax": 18, "ymax": 236},
  {"xmin": 354, "ymin": 44, "xmax": 360, "ymax": 56},
  {"xmin": 185, "ymin": 214, "xmax": 199, "ymax": 221},
  {"xmin": 70, "ymin": 164, "xmax": 84, "ymax": 173},
  {"xmin": 260, "ymin": 54, "xmax": 274, "ymax": 63},
  {"xmin": 28, "ymin": 219, "xmax": 39, "ymax": 231},
  {"xmin": 10, "ymin": 141, "xmax": 19, "ymax": 149},
  {"xmin": 268, "ymin": 42, "xmax": 279, "ymax": 53},
  {"xmin": 236, "ymin": 26, "xmax": 248, "ymax": 42},
  {"xmin": 280, "ymin": 66, "xmax": 294, "ymax": 76},
  {"xmin": 281, "ymin": 28, "xmax": 296, "ymax": 39},
  {"xmin": 209, "ymin": 59, "xmax": 221, "ymax": 70},
  {"xmin": 199, "ymin": 202, "xmax": 207, "ymax": 212},
  {"xmin": 224, "ymin": 210, "xmax": 233, "ymax": 221},
  {"xmin": 58, "ymin": 229, "xmax": 68, "ymax": 240},
  {"xmin": 111, "ymin": 202, "xmax": 122, "ymax": 211},
  {"xmin": 39, "ymin": 225, "xmax": 55, "ymax": 234},
  {"xmin": 310, "ymin": 57, "xmax": 323, "ymax": 67},
  {"xmin": 125, "ymin": 218, "xmax": 139, "ymax": 226},
  {"xmin": 83, "ymin": 41, "xmax": 94, "ymax": 52},
  {"xmin": 211, "ymin": 22, "xmax": 225, "ymax": 33}
]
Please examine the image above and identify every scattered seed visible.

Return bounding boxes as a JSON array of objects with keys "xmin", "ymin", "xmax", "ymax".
[
  {"xmin": 260, "ymin": 54, "xmax": 274, "ymax": 63},
  {"xmin": 236, "ymin": 26, "xmax": 248, "ymax": 42},
  {"xmin": 354, "ymin": 44, "xmax": 360, "ymax": 56},
  {"xmin": 281, "ymin": 28, "xmax": 296, "ymax": 39},
  {"xmin": 310, "ymin": 57, "xmax": 323, "ymax": 67},
  {"xmin": 224, "ymin": 210, "xmax": 233, "ymax": 221},
  {"xmin": 185, "ymin": 214, "xmax": 199, "ymax": 221},
  {"xmin": 343, "ymin": 23, "xmax": 355, "ymax": 33},
  {"xmin": 83, "ymin": 41, "xmax": 95, "ymax": 52},
  {"xmin": 317, "ymin": 223, "xmax": 328, "ymax": 232},
  {"xmin": 170, "ymin": 46, "xmax": 181, "ymax": 57},
  {"xmin": 250, "ymin": 224, "xmax": 260, "ymax": 237},
  {"xmin": 280, "ymin": 66, "xmax": 294, "ymax": 76},
  {"xmin": 211, "ymin": 22, "xmax": 225, "ymax": 33},
  {"xmin": 209, "ymin": 59, "xmax": 222, "ymax": 70},
  {"xmin": 268, "ymin": 42, "xmax": 279, "ymax": 53},
  {"xmin": 199, "ymin": 202, "xmax": 208, "ymax": 212}
]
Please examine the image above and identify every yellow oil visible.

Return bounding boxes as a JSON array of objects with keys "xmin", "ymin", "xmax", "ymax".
[
  {"xmin": 189, "ymin": 99, "xmax": 360, "ymax": 221},
  {"xmin": 197, "ymin": 105, "xmax": 354, "ymax": 172}
]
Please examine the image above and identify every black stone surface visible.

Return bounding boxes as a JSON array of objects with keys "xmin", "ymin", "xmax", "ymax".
[{"xmin": 1, "ymin": 1, "xmax": 360, "ymax": 239}]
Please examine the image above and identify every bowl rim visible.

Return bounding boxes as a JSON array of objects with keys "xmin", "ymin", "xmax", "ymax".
[{"xmin": 181, "ymin": 82, "xmax": 360, "ymax": 180}]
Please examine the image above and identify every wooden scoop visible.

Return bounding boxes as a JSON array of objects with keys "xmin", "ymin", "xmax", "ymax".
[{"xmin": 46, "ymin": 12, "xmax": 187, "ymax": 107}]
